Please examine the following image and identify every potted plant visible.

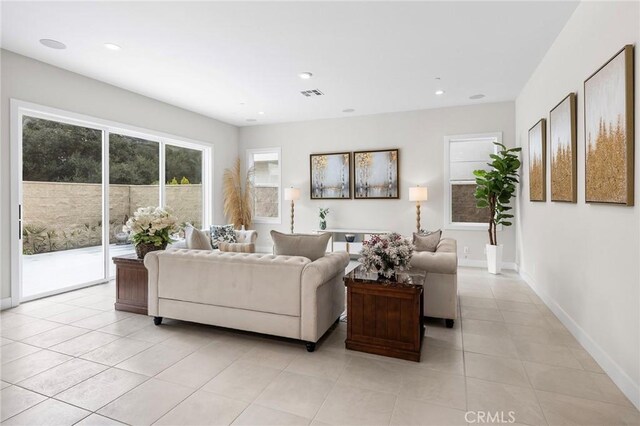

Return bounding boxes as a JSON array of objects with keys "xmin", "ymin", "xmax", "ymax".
[
  {"xmin": 125, "ymin": 206, "xmax": 178, "ymax": 259},
  {"xmin": 473, "ymin": 143, "xmax": 522, "ymax": 274},
  {"xmin": 358, "ymin": 233, "xmax": 414, "ymax": 280},
  {"xmin": 318, "ymin": 207, "xmax": 329, "ymax": 230}
]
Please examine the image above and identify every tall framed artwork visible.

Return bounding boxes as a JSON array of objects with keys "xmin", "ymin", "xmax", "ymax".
[
  {"xmin": 528, "ymin": 119, "xmax": 547, "ymax": 202},
  {"xmin": 353, "ymin": 149, "xmax": 399, "ymax": 199},
  {"xmin": 584, "ymin": 44, "xmax": 634, "ymax": 206},
  {"xmin": 550, "ymin": 93, "xmax": 577, "ymax": 202},
  {"xmin": 310, "ymin": 152, "xmax": 351, "ymax": 199}
]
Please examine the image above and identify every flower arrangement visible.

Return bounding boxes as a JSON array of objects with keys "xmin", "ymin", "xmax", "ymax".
[
  {"xmin": 125, "ymin": 206, "xmax": 178, "ymax": 258},
  {"xmin": 319, "ymin": 207, "xmax": 329, "ymax": 230},
  {"xmin": 358, "ymin": 233, "xmax": 415, "ymax": 279}
]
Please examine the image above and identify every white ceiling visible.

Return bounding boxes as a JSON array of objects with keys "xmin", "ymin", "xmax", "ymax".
[{"xmin": 1, "ymin": 1, "xmax": 578, "ymax": 127}]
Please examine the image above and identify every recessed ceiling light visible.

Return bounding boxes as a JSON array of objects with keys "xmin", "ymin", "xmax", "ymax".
[
  {"xmin": 469, "ymin": 94, "xmax": 485, "ymax": 100},
  {"xmin": 435, "ymin": 77, "xmax": 441, "ymax": 80},
  {"xmin": 104, "ymin": 43, "xmax": 121, "ymax": 51},
  {"xmin": 246, "ymin": 118, "xmax": 257, "ymax": 122},
  {"xmin": 342, "ymin": 108, "xmax": 355, "ymax": 113},
  {"xmin": 258, "ymin": 111, "xmax": 265, "ymax": 115},
  {"xmin": 435, "ymin": 90, "xmax": 445, "ymax": 95},
  {"xmin": 298, "ymin": 72, "xmax": 313, "ymax": 80},
  {"xmin": 40, "ymin": 39, "xmax": 66, "ymax": 50}
]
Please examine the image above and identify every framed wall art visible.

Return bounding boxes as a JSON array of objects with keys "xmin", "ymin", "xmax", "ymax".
[
  {"xmin": 310, "ymin": 152, "xmax": 351, "ymax": 199},
  {"xmin": 550, "ymin": 93, "xmax": 577, "ymax": 202},
  {"xmin": 528, "ymin": 119, "xmax": 547, "ymax": 202},
  {"xmin": 584, "ymin": 44, "xmax": 634, "ymax": 205},
  {"xmin": 353, "ymin": 149, "xmax": 399, "ymax": 199}
]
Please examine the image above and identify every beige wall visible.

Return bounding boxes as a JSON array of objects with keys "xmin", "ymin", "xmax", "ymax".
[
  {"xmin": 239, "ymin": 101, "xmax": 517, "ymax": 264},
  {"xmin": 1, "ymin": 50, "xmax": 239, "ymax": 301},
  {"xmin": 515, "ymin": 1, "xmax": 639, "ymax": 408}
]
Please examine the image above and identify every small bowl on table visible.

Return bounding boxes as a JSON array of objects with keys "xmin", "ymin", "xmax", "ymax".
[{"xmin": 344, "ymin": 234, "xmax": 356, "ymax": 243}]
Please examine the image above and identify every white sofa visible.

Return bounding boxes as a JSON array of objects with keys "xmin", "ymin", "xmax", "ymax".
[
  {"xmin": 409, "ymin": 238, "xmax": 458, "ymax": 327},
  {"xmin": 144, "ymin": 249, "xmax": 349, "ymax": 351}
]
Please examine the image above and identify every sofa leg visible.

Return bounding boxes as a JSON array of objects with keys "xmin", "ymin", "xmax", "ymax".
[
  {"xmin": 445, "ymin": 319, "xmax": 454, "ymax": 328},
  {"xmin": 305, "ymin": 342, "xmax": 316, "ymax": 352},
  {"xmin": 153, "ymin": 316, "xmax": 163, "ymax": 326}
]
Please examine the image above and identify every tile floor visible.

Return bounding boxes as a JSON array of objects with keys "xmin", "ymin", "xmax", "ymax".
[{"xmin": 1, "ymin": 267, "xmax": 638, "ymax": 425}]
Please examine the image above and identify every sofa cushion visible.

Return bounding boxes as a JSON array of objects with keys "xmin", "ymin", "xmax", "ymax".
[
  {"xmin": 271, "ymin": 230, "xmax": 331, "ymax": 261},
  {"xmin": 413, "ymin": 230, "xmax": 442, "ymax": 252},
  {"xmin": 185, "ymin": 226, "xmax": 213, "ymax": 250},
  {"xmin": 219, "ymin": 241, "xmax": 255, "ymax": 253},
  {"xmin": 210, "ymin": 224, "xmax": 236, "ymax": 249}
]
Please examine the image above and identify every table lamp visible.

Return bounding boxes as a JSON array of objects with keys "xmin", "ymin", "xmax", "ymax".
[
  {"xmin": 409, "ymin": 186, "xmax": 428, "ymax": 233},
  {"xmin": 284, "ymin": 187, "xmax": 301, "ymax": 233}
]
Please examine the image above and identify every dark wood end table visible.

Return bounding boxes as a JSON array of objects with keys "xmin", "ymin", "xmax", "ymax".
[
  {"xmin": 344, "ymin": 266, "xmax": 425, "ymax": 362},
  {"xmin": 113, "ymin": 253, "xmax": 148, "ymax": 315}
]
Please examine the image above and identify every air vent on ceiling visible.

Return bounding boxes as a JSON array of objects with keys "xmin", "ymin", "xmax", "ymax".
[{"xmin": 301, "ymin": 89, "xmax": 324, "ymax": 97}]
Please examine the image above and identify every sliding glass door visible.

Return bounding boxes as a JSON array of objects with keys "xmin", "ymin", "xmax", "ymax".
[
  {"xmin": 21, "ymin": 116, "xmax": 105, "ymax": 298},
  {"xmin": 165, "ymin": 145, "xmax": 203, "ymax": 228},
  {"xmin": 13, "ymin": 101, "xmax": 211, "ymax": 303},
  {"xmin": 108, "ymin": 134, "xmax": 160, "ymax": 276}
]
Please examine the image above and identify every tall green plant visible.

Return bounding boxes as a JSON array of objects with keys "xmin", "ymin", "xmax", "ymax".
[{"xmin": 473, "ymin": 143, "xmax": 522, "ymax": 246}]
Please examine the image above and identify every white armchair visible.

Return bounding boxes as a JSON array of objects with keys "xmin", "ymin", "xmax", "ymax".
[{"xmin": 218, "ymin": 229, "xmax": 258, "ymax": 253}]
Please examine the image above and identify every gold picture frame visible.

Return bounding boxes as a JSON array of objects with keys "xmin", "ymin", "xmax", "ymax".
[
  {"xmin": 584, "ymin": 44, "xmax": 635, "ymax": 206},
  {"xmin": 528, "ymin": 119, "xmax": 547, "ymax": 202},
  {"xmin": 550, "ymin": 93, "xmax": 577, "ymax": 203}
]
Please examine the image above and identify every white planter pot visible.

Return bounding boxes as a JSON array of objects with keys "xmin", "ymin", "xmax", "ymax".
[{"xmin": 486, "ymin": 244, "xmax": 503, "ymax": 274}]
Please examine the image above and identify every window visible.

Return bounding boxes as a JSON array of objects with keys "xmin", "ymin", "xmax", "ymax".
[
  {"xmin": 247, "ymin": 148, "xmax": 281, "ymax": 223},
  {"xmin": 444, "ymin": 133, "xmax": 501, "ymax": 229}
]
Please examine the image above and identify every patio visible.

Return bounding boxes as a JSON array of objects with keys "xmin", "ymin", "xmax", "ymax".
[{"xmin": 22, "ymin": 244, "xmax": 135, "ymax": 300}]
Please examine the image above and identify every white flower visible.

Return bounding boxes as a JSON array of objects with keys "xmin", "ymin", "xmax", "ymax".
[
  {"xmin": 125, "ymin": 206, "xmax": 178, "ymax": 237},
  {"xmin": 358, "ymin": 232, "xmax": 414, "ymax": 277}
]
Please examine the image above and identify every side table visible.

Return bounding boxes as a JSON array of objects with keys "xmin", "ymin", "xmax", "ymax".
[
  {"xmin": 113, "ymin": 253, "xmax": 148, "ymax": 315},
  {"xmin": 344, "ymin": 266, "xmax": 425, "ymax": 362}
]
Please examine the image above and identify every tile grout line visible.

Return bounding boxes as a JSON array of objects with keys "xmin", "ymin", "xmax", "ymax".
[
  {"xmin": 458, "ymin": 295, "xmax": 470, "ymax": 418},
  {"xmin": 3, "ymin": 319, "xmax": 186, "ymax": 422},
  {"xmin": 122, "ymin": 335, "xmax": 267, "ymax": 424}
]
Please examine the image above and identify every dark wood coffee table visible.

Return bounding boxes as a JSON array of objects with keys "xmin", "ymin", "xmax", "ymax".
[
  {"xmin": 344, "ymin": 266, "xmax": 425, "ymax": 362},
  {"xmin": 113, "ymin": 253, "xmax": 148, "ymax": 315}
]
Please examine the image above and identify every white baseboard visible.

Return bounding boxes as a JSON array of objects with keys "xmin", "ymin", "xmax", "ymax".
[
  {"xmin": 458, "ymin": 259, "xmax": 517, "ymax": 270},
  {"xmin": 519, "ymin": 269, "xmax": 640, "ymax": 410},
  {"xmin": 1, "ymin": 298, "xmax": 13, "ymax": 310}
]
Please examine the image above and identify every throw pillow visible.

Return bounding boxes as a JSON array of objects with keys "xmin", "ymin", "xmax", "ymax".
[
  {"xmin": 219, "ymin": 241, "xmax": 256, "ymax": 253},
  {"xmin": 413, "ymin": 229, "xmax": 442, "ymax": 252},
  {"xmin": 270, "ymin": 230, "xmax": 331, "ymax": 261},
  {"xmin": 210, "ymin": 224, "xmax": 236, "ymax": 249},
  {"xmin": 185, "ymin": 225, "xmax": 213, "ymax": 250}
]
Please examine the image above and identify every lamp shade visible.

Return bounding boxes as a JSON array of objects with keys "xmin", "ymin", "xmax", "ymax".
[
  {"xmin": 409, "ymin": 186, "xmax": 428, "ymax": 202},
  {"xmin": 284, "ymin": 187, "xmax": 301, "ymax": 201}
]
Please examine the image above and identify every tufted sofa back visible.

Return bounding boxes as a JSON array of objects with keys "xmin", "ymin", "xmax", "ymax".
[{"xmin": 148, "ymin": 249, "xmax": 310, "ymax": 316}]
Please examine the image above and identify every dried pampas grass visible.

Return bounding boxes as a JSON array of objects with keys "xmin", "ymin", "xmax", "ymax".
[{"xmin": 223, "ymin": 158, "xmax": 254, "ymax": 229}]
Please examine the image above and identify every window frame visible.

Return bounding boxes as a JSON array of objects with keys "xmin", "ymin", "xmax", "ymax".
[
  {"xmin": 443, "ymin": 132, "xmax": 502, "ymax": 230},
  {"xmin": 246, "ymin": 147, "xmax": 282, "ymax": 224}
]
